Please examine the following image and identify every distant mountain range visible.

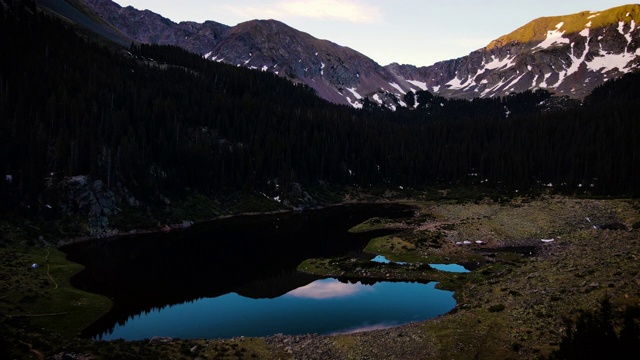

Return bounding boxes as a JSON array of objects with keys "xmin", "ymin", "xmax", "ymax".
[{"xmin": 43, "ymin": 1, "xmax": 640, "ymax": 108}]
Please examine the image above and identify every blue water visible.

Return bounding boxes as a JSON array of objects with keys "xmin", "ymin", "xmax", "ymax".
[
  {"xmin": 371, "ymin": 255, "xmax": 469, "ymax": 273},
  {"xmin": 370, "ymin": 255, "xmax": 406, "ymax": 265},
  {"xmin": 429, "ymin": 264, "xmax": 470, "ymax": 273},
  {"xmin": 97, "ymin": 278, "xmax": 455, "ymax": 340}
]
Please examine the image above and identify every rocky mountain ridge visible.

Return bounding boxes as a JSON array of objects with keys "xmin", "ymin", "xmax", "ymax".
[
  {"xmin": 60, "ymin": 1, "xmax": 640, "ymax": 107},
  {"xmin": 388, "ymin": 4, "xmax": 640, "ymax": 100},
  {"xmin": 77, "ymin": 0, "xmax": 413, "ymax": 109}
]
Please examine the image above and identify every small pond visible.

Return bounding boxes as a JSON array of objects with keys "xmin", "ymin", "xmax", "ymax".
[{"xmin": 371, "ymin": 255, "xmax": 470, "ymax": 273}]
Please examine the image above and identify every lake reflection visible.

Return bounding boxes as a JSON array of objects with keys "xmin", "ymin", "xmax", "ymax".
[
  {"xmin": 98, "ymin": 278, "xmax": 455, "ymax": 340},
  {"xmin": 61, "ymin": 204, "xmax": 433, "ymax": 339}
]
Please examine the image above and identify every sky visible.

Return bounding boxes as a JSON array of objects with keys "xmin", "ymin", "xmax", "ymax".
[{"xmin": 112, "ymin": 1, "xmax": 630, "ymax": 67}]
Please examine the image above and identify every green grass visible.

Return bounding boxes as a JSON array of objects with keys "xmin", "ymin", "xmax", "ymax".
[
  {"xmin": 0, "ymin": 245, "xmax": 111, "ymax": 352},
  {"xmin": 3, "ymin": 195, "xmax": 640, "ymax": 359},
  {"xmin": 488, "ymin": 4, "xmax": 640, "ymax": 48}
]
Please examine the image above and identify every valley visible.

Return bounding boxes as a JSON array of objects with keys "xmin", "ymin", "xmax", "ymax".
[
  {"xmin": 1, "ymin": 1, "xmax": 639, "ymax": 359},
  {"xmin": 1, "ymin": 194, "xmax": 639, "ymax": 359}
]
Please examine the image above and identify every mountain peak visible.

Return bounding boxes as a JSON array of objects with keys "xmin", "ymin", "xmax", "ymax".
[
  {"xmin": 79, "ymin": 0, "xmax": 640, "ymax": 106},
  {"xmin": 387, "ymin": 4, "xmax": 640, "ymax": 100},
  {"xmin": 487, "ymin": 4, "xmax": 640, "ymax": 50}
]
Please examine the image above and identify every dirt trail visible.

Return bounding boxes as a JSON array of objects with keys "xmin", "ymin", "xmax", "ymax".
[{"xmin": 45, "ymin": 249, "xmax": 59, "ymax": 289}]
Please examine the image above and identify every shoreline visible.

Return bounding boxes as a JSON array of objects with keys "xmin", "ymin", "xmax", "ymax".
[{"xmin": 56, "ymin": 199, "xmax": 410, "ymax": 248}]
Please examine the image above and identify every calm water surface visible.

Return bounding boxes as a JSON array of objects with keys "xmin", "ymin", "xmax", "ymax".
[
  {"xmin": 98, "ymin": 278, "xmax": 455, "ymax": 340},
  {"xmin": 62, "ymin": 204, "xmax": 459, "ymax": 339}
]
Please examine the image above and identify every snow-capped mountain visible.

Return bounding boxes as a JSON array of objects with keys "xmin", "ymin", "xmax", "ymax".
[
  {"xmin": 388, "ymin": 4, "xmax": 640, "ymax": 100},
  {"xmin": 76, "ymin": 1, "xmax": 640, "ymax": 107},
  {"xmin": 201, "ymin": 19, "xmax": 414, "ymax": 109}
]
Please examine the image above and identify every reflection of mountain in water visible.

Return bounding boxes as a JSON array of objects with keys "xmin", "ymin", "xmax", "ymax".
[
  {"xmin": 98, "ymin": 278, "xmax": 455, "ymax": 340},
  {"xmin": 61, "ymin": 203, "xmax": 414, "ymax": 338}
]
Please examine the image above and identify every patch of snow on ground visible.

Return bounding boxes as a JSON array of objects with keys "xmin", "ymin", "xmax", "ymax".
[
  {"xmin": 321, "ymin": 62, "xmax": 325, "ymax": 75},
  {"xmin": 345, "ymin": 96, "xmax": 363, "ymax": 109},
  {"xmin": 372, "ymin": 94, "xmax": 383, "ymax": 104},
  {"xmin": 566, "ymin": 34, "xmax": 590, "ymax": 78},
  {"xmin": 626, "ymin": 20, "xmax": 636, "ymax": 44},
  {"xmin": 446, "ymin": 75, "xmax": 470, "ymax": 90},
  {"xmin": 346, "ymin": 87, "xmax": 363, "ymax": 99},
  {"xmin": 506, "ymin": 73, "xmax": 526, "ymax": 89},
  {"xmin": 580, "ymin": 27, "xmax": 590, "ymax": 37},
  {"xmin": 618, "ymin": 21, "xmax": 626, "ymax": 35},
  {"xmin": 585, "ymin": 21, "xmax": 592, "ymax": 28},
  {"xmin": 587, "ymin": 50, "xmax": 635, "ymax": 73},
  {"xmin": 204, "ymin": 51, "xmax": 213, "ymax": 58},
  {"xmin": 407, "ymin": 79, "xmax": 428, "ymax": 90},
  {"xmin": 481, "ymin": 78, "xmax": 506, "ymax": 97},
  {"xmin": 389, "ymin": 82, "xmax": 406, "ymax": 94},
  {"xmin": 261, "ymin": 65, "xmax": 268, "ymax": 71},
  {"xmin": 432, "ymin": 85, "xmax": 441, "ymax": 92},
  {"xmin": 535, "ymin": 22, "xmax": 570, "ymax": 50},
  {"xmin": 483, "ymin": 55, "xmax": 515, "ymax": 70},
  {"xmin": 539, "ymin": 72, "xmax": 551, "ymax": 87}
]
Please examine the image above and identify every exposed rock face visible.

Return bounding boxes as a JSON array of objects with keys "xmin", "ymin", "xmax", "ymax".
[
  {"xmin": 387, "ymin": 4, "xmax": 640, "ymax": 100},
  {"xmin": 82, "ymin": 0, "xmax": 230, "ymax": 55},
  {"xmin": 203, "ymin": 19, "xmax": 413, "ymax": 109},
  {"xmin": 80, "ymin": 0, "xmax": 413, "ymax": 109},
  {"xmin": 55, "ymin": 175, "xmax": 119, "ymax": 237},
  {"xmin": 80, "ymin": 1, "xmax": 640, "ymax": 106}
]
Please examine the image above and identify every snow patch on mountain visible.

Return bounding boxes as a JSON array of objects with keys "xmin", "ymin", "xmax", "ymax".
[
  {"xmin": 389, "ymin": 82, "xmax": 406, "ymax": 94},
  {"xmin": 406, "ymin": 79, "xmax": 428, "ymax": 91},
  {"xmin": 346, "ymin": 87, "xmax": 363, "ymax": 100},
  {"xmin": 535, "ymin": 22, "xmax": 570, "ymax": 50},
  {"xmin": 587, "ymin": 51, "xmax": 636, "ymax": 73},
  {"xmin": 483, "ymin": 55, "xmax": 515, "ymax": 70}
]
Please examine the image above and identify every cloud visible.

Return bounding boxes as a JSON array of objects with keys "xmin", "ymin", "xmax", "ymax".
[
  {"xmin": 278, "ymin": 0, "xmax": 382, "ymax": 23},
  {"xmin": 330, "ymin": 322, "xmax": 399, "ymax": 335},
  {"xmin": 221, "ymin": 0, "xmax": 382, "ymax": 24}
]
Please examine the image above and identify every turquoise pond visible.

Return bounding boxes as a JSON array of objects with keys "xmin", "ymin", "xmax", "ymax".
[{"xmin": 371, "ymin": 255, "xmax": 470, "ymax": 273}]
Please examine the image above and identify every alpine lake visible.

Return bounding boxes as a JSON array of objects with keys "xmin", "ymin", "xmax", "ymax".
[{"xmin": 61, "ymin": 203, "xmax": 463, "ymax": 340}]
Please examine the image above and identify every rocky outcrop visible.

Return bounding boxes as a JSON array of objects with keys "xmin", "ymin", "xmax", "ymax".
[
  {"xmin": 53, "ymin": 175, "xmax": 119, "ymax": 237},
  {"xmin": 81, "ymin": 0, "xmax": 230, "ymax": 55}
]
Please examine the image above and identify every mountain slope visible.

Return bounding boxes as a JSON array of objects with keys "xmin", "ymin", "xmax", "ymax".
[
  {"xmin": 204, "ymin": 19, "xmax": 413, "ymax": 109},
  {"xmin": 72, "ymin": 1, "xmax": 640, "ymax": 105},
  {"xmin": 388, "ymin": 4, "xmax": 640, "ymax": 99},
  {"xmin": 80, "ymin": 0, "xmax": 413, "ymax": 109},
  {"xmin": 37, "ymin": 0, "xmax": 131, "ymax": 46},
  {"xmin": 81, "ymin": 0, "xmax": 230, "ymax": 55}
]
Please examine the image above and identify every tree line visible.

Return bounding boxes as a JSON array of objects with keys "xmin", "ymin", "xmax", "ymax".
[{"xmin": 1, "ymin": 6, "xmax": 639, "ymax": 210}]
